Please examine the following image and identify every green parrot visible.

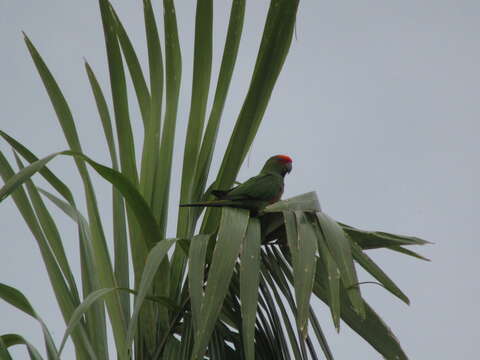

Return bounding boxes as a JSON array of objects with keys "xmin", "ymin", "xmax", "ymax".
[{"xmin": 180, "ymin": 155, "xmax": 293, "ymax": 212}]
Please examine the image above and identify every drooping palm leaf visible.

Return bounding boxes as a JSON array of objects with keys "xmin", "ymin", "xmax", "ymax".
[
  {"xmin": 1, "ymin": 333, "xmax": 44, "ymax": 360},
  {"xmin": 0, "ymin": 154, "xmax": 95, "ymax": 359},
  {"xmin": 0, "ymin": 283, "xmax": 59, "ymax": 359}
]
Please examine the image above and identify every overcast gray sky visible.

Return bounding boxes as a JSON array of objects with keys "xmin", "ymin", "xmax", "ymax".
[{"xmin": 1, "ymin": 1, "xmax": 478, "ymax": 359}]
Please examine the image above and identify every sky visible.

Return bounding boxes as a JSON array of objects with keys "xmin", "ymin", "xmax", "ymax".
[{"xmin": 1, "ymin": 1, "xmax": 479, "ymax": 359}]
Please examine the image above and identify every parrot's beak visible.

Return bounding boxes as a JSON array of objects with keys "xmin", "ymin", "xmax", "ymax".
[{"xmin": 286, "ymin": 162, "xmax": 292, "ymax": 174}]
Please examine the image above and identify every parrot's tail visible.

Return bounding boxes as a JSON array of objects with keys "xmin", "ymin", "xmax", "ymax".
[{"xmin": 179, "ymin": 200, "xmax": 235, "ymax": 208}]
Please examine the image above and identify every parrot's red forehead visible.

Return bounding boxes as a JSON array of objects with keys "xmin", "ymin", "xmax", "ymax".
[{"xmin": 275, "ymin": 155, "xmax": 292, "ymax": 163}]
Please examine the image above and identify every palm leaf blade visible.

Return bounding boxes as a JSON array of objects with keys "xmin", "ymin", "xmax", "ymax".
[
  {"xmin": 314, "ymin": 220, "xmax": 341, "ymax": 331},
  {"xmin": 85, "ymin": 60, "xmax": 130, "ymax": 324},
  {"xmin": 293, "ymin": 211, "xmax": 318, "ymax": 338},
  {"xmin": 154, "ymin": 0, "xmax": 182, "ymax": 236},
  {"xmin": 240, "ymin": 217, "xmax": 261, "ymax": 360},
  {"xmin": 139, "ymin": 0, "xmax": 164, "ymax": 204},
  {"xmin": 193, "ymin": 0, "xmax": 246, "ymax": 203},
  {"xmin": 192, "ymin": 208, "xmax": 249, "ymax": 360},
  {"xmin": 351, "ymin": 242, "xmax": 410, "ymax": 304},
  {"xmin": 316, "ymin": 212, "xmax": 365, "ymax": 318},
  {"xmin": 110, "ymin": 5, "xmax": 151, "ymax": 126},
  {"xmin": 188, "ymin": 234, "xmax": 210, "ymax": 331}
]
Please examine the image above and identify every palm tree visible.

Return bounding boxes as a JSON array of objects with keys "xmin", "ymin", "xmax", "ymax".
[{"xmin": 0, "ymin": 1, "xmax": 429, "ymax": 359}]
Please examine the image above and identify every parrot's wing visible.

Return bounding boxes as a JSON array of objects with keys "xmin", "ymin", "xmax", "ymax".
[{"xmin": 224, "ymin": 173, "xmax": 281, "ymax": 201}]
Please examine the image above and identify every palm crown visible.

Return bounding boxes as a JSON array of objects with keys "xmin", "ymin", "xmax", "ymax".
[{"xmin": 0, "ymin": 1, "xmax": 429, "ymax": 359}]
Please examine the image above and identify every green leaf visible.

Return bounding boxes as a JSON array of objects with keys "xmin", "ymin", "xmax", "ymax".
[
  {"xmin": 316, "ymin": 212, "xmax": 365, "ymax": 318},
  {"xmin": 36, "ymin": 187, "xmax": 95, "ymax": 260},
  {"xmin": 283, "ymin": 210, "xmax": 299, "ymax": 256},
  {"xmin": 152, "ymin": 1, "xmax": 183, "ymax": 319},
  {"xmin": 1, "ymin": 334, "xmax": 43, "ymax": 360},
  {"xmin": 339, "ymin": 294, "xmax": 408, "ymax": 360},
  {"xmin": 341, "ymin": 223, "xmax": 430, "ymax": 249},
  {"xmin": 311, "ymin": 260, "xmax": 408, "ymax": 359},
  {"xmin": 0, "ymin": 152, "xmax": 57, "ymax": 203},
  {"xmin": 178, "ymin": 315, "xmax": 194, "ymax": 359},
  {"xmin": 315, "ymin": 225, "xmax": 341, "ymax": 331},
  {"xmin": 58, "ymin": 288, "xmax": 117, "ymax": 355},
  {"xmin": 110, "ymin": 4, "xmax": 150, "ymax": 126},
  {"xmin": 292, "ymin": 212, "xmax": 318, "ymax": 338},
  {"xmin": 0, "ymin": 283, "xmax": 36, "ymax": 317},
  {"xmin": 388, "ymin": 245, "xmax": 431, "ymax": 261},
  {"xmin": 0, "ymin": 130, "xmax": 74, "ymax": 204},
  {"xmin": 74, "ymin": 151, "xmax": 158, "ymax": 246},
  {"xmin": 193, "ymin": 0, "xmax": 246, "ymax": 204},
  {"xmin": 240, "ymin": 217, "xmax": 261, "ymax": 360},
  {"xmin": 139, "ymin": 0, "xmax": 164, "ymax": 204},
  {"xmin": 283, "ymin": 210, "xmax": 317, "ymax": 339},
  {"xmin": 36, "ymin": 187, "xmax": 110, "ymax": 356},
  {"xmin": 97, "ymin": 15, "xmax": 150, "ymax": 346},
  {"xmin": 99, "ymin": 3, "xmax": 147, "ymax": 317},
  {"xmin": 23, "ymin": 34, "xmax": 83, "ymax": 155},
  {"xmin": 115, "ymin": 288, "xmax": 179, "ymax": 311},
  {"xmin": 0, "ymin": 336, "xmax": 13, "ymax": 360},
  {"xmin": 85, "ymin": 60, "xmax": 130, "ymax": 322},
  {"xmin": 163, "ymin": 337, "xmax": 182, "ymax": 360},
  {"xmin": 263, "ymin": 192, "xmax": 321, "ymax": 213},
  {"xmin": 145, "ymin": 0, "xmax": 164, "ymax": 131},
  {"xmin": 126, "ymin": 238, "xmax": 176, "ymax": 353},
  {"xmin": 14, "ymin": 154, "xmax": 81, "ymax": 309},
  {"xmin": 153, "ymin": 0, "xmax": 182, "ymax": 238},
  {"xmin": 351, "ymin": 242, "xmax": 410, "ymax": 304},
  {"xmin": 98, "ymin": 0, "xmax": 138, "ymax": 186},
  {"xmin": 84, "ymin": 61, "xmax": 119, "ymax": 168},
  {"xmin": 168, "ymin": 246, "xmax": 188, "ymax": 306},
  {"xmin": 188, "ymin": 234, "xmax": 210, "ymax": 331},
  {"xmin": 178, "ymin": 0, "xmax": 213, "ymax": 238},
  {"xmin": 191, "ymin": 208, "xmax": 249, "ymax": 360}
]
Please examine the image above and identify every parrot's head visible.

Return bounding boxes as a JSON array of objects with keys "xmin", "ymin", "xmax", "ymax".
[{"xmin": 262, "ymin": 155, "xmax": 293, "ymax": 177}]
